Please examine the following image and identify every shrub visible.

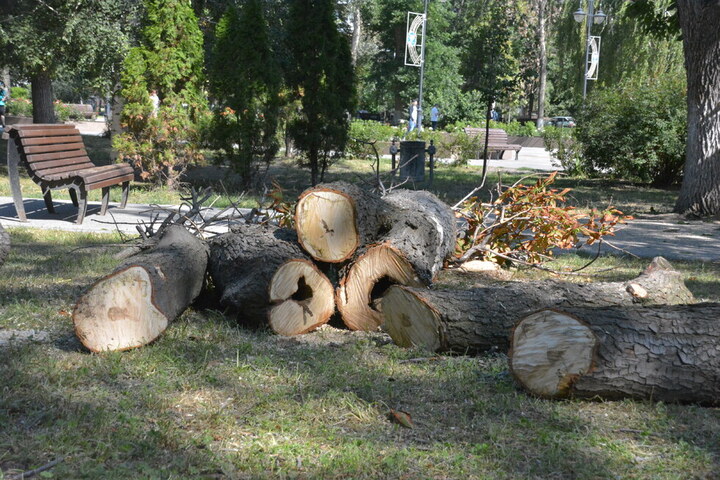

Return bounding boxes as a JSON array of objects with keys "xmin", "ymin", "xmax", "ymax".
[
  {"xmin": 10, "ymin": 86, "xmax": 29, "ymax": 100},
  {"xmin": 542, "ymin": 125, "xmax": 583, "ymax": 176},
  {"xmin": 575, "ymin": 75, "xmax": 687, "ymax": 186},
  {"xmin": 7, "ymin": 98, "xmax": 32, "ymax": 117}
]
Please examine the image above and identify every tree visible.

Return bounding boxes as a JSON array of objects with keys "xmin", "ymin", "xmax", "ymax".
[
  {"xmin": 113, "ymin": 0, "xmax": 208, "ymax": 187},
  {"xmin": 627, "ymin": 0, "xmax": 720, "ymax": 216},
  {"xmin": 208, "ymin": 1, "xmax": 281, "ymax": 187},
  {"xmin": 286, "ymin": 0, "xmax": 356, "ymax": 185},
  {"xmin": 0, "ymin": 0, "xmax": 136, "ymax": 123}
]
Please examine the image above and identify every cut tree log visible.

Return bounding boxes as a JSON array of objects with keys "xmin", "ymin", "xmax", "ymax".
[
  {"xmin": 509, "ymin": 305, "xmax": 720, "ymax": 406},
  {"xmin": 295, "ymin": 182, "xmax": 387, "ymax": 263},
  {"xmin": 268, "ymin": 259, "xmax": 335, "ymax": 335},
  {"xmin": 382, "ymin": 257, "xmax": 694, "ymax": 353},
  {"xmin": 209, "ymin": 223, "xmax": 333, "ymax": 334},
  {"xmin": 0, "ymin": 223, "xmax": 9, "ymax": 267},
  {"xmin": 73, "ymin": 225, "xmax": 209, "ymax": 352},
  {"xmin": 335, "ymin": 190, "xmax": 458, "ymax": 331}
]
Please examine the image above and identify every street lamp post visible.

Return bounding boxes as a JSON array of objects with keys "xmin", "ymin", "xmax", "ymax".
[
  {"xmin": 573, "ymin": 0, "xmax": 606, "ymax": 100},
  {"xmin": 417, "ymin": 0, "xmax": 429, "ymax": 131}
]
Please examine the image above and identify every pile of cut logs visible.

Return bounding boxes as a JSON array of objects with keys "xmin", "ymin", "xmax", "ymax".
[{"xmin": 72, "ymin": 181, "xmax": 719, "ymax": 407}]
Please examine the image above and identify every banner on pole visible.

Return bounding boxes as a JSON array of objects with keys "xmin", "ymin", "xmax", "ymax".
[
  {"xmin": 586, "ymin": 36, "xmax": 601, "ymax": 80},
  {"xmin": 405, "ymin": 11, "xmax": 425, "ymax": 67}
]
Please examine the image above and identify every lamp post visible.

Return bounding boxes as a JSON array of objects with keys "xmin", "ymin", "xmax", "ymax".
[
  {"xmin": 417, "ymin": 0, "xmax": 429, "ymax": 131},
  {"xmin": 573, "ymin": 0, "xmax": 606, "ymax": 100}
]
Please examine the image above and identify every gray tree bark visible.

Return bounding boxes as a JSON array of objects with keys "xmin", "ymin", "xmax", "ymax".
[
  {"xmin": 382, "ymin": 257, "xmax": 694, "ymax": 354},
  {"xmin": 674, "ymin": 1, "xmax": 720, "ymax": 215},
  {"xmin": 73, "ymin": 226, "xmax": 209, "ymax": 352},
  {"xmin": 510, "ymin": 304, "xmax": 720, "ymax": 407},
  {"xmin": 31, "ymin": 72, "xmax": 56, "ymax": 124}
]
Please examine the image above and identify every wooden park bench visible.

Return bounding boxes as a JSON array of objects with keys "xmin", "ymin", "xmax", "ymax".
[
  {"xmin": 3, "ymin": 124, "xmax": 134, "ymax": 224},
  {"xmin": 463, "ymin": 127, "xmax": 522, "ymax": 160}
]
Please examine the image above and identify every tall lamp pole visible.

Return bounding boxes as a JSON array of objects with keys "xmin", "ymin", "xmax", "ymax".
[
  {"xmin": 417, "ymin": 0, "xmax": 429, "ymax": 130},
  {"xmin": 573, "ymin": 0, "xmax": 606, "ymax": 100}
]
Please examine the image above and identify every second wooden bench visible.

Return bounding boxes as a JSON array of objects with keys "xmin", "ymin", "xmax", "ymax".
[{"xmin": 463, "ymin": 127, "xmax": 522, "ymax": 160}]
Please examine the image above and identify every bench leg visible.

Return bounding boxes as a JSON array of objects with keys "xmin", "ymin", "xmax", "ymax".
[
  {"xmin": 7, "ymin": 138, "xmax": 27, "ymax": 222},
  {"xmin": 69, "ymin": 188, "xmax": 79, "ymax": 207},
  {"xmin": 119, "ymin": 181, "xmax": 130, "ymax": 209},
  {"xmin": 42, "ymin": 187, "xmax": 55, "ymax": 214},
  {"xmin": 74, "ymin": 186, "xmax": 88, "ymax": 225},
  {"xmin": 100, "ymin": 187, "xmax": 110, "ymax": 216}
]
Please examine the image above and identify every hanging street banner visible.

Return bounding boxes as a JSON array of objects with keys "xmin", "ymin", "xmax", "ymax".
[
  {"xmin": 405, "ymin": 12, "xmax": 425, "ymax": 67},
  {"xmin": 586, "ymin": 36, "xmax": 601, "ymax": 80}
]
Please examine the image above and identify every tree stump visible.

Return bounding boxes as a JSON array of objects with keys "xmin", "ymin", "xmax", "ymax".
[
  {"xmin": 0, "ymin": 223, "xmax": 9, "ymax": 268},
  {"xmin": 382, "ymin": 257, "xmax": 695, "ymax": 353},
  {"xmin": 73, "ymin": 225, "xmax": 209, "ymax": 352},
  {"xmin": 510, "ymin": 305, "xmax": 720, "ymax": 406}
]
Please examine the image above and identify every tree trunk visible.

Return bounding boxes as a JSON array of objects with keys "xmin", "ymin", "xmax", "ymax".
[
  {"xmin": 350, "ymin": 5, "xmax": 362, "ymax": 66},
  {"xmin": 0, "ymin": 223, "xmax": 10, "ymax": 267},
  {"xmin": 674, "ymin": 1, "xmax": 720, "ymax": 216},
  {"xmin": 73, "ymin": 226, "xmax": 209, "ymax": 352},
  {"xmin": 268, "ymin": 259, "xmax": 335, "ymax": 335},
  {"xmin": 536, "ymin": 0, "xmax": 547, "ymax": 128},
  {"xmin": 510, "ymin": 304, "xmax": 720, "ymax": 407},
  {"xmin": 295, "ymin": 182, "xmax": 387, "ymax": 263},
  {"xmin": 31, "ymin": 71, "xmax": 56, "ymax": 124},
  {"xmin": 207, "ymin": 223, "xmax": 310, "ymax": 326},
  {"xmin": 382, "ymin": 257, "xmax": 694, "ymax": 354},
  {"xmin": 336, "ymin": 190, "xmax": 457, "ymax": 331}
]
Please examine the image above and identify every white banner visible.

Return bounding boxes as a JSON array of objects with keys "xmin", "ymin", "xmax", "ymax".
[
  {"xmin": 405, "ymin": 11, "xmax": 425, "ymax": 67},
  {"xmin": 586, "ymin": 36, "xmax": 601, "ymax": 80}
]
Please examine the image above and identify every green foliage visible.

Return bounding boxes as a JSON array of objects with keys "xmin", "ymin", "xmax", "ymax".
[
  {"xmin": 6, "ymin": 98, "xmax": 32, "ymax": 117},
  {"xmin": 113, "ymin": 0, "xmax": 208, "ymax": 187},
  {"xmin": 207, "ymin": 1, "xmax": 281, "ymax": 187},
  {"xmin": 456, "ymin": 172, "xmax": 629, "ymax": 266},
  {"xmin": 542, "ymin": 125, "xmax": 583, "ymax": 175},
  {"xmin": 10, "ymin": 87, "xmax": 29, "ymax": 100},
  {"xmin": 286, "ymin": 0, "xmax": 357, "ymax": 185},
  {"xmin": 575, "ymin": 75, "xmax": 687, "ymax": 186}
]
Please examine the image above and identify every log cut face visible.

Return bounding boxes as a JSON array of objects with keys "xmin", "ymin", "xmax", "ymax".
[
  {"xmin": 73, "ymin": 226, "xmax": 209, "ymax": 352},
  {"xmin": 295, "ymin": 182, "xmax": 387, "ymax": 263},
  {"xmin": 382, "ymin": 190, "xmax": 457, "ymax": 283},
  {"xmin": 510, "ymin": 306, "xmax": 720, "ymax": 406},
  {"xmin": 336, "ymin": 245, "xmax": 424, "ymax": 331},
  {"xmin": 269, "ymin": 259, "xmax": 335, "ymax": 336},
  {"xmin": 0, "ymin": 223, "xmax": 9, "ymax": 268},
  {"xmin": 381, "ymin": 257, "xmax": 695, "ymax": 354},
  {"xmin": 208, "ymin": 224, "xmax": 309, "ymax": 325}
]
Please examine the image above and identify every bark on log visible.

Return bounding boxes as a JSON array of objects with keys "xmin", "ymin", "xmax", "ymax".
[
  {"xmin": 382, "ymin": 257, "xmax": 695, "ymax": 353},
  {"xmin": 509, "ymin": 305, "xmax": 720, "ymax": 406},
  {"xmin": 211, "ymin": 224, "xmax": 336, "ymax": 335},
  {"xmin": 295, "ymin": 182, "xmax": 387, "ymax": 263},
  {"xmin": 0, "ymin": 223, "xmax": 9, "ymax": 268},
  {"xmin": 73, "ymin": 225, "xmax": 209, "ymax": 352},
  {"xmin": 268, "ymin": 259, "xmax": 335, "ymax": 335}
]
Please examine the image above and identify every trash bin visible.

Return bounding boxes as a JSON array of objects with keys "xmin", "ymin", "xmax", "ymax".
[{"xmin": 399, "ymin": 140, "xmax": 425, "ymax": 182}]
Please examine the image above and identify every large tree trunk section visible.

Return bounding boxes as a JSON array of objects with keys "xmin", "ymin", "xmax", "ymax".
[
  {"xmin": 295, "ymin": 182, "xmax": 387, "ymax": 263},
  {"xmin": 31, "ymin": 72, "xmax": 56, "ymax": 124},
  {"xmin": 0, "ymin": 223, "xmax": 9, "ymax": 267},
  {"xmin": 268, "ymin": 259, "xmax": 335, "ymax": 336},
  {"xmin": 336, "ymin": 245, "xmax": 425, "ymax": 331},
  {"xmin": 510, "ymin": 305, "xmax": 720, "ymax": 407},
  {"xmin": 208, "ymin": 223, "xmax": 309, "ymax": 325},
  {"xmin": 382, "ymin": 257, "xmax": 694, "ymax": 353},
  {"xmin": 73, "ymin": 226, "xmax": 209, "ymax": 352},
  {"xmin": 674, "ymin": 1, "xmax": 720, "ymax": 216},
  {"xmin": 382, "ymin": 190, "xmax": 457, "ymax": 283}
]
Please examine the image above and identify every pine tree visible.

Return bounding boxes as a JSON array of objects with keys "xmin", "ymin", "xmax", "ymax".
[
  {"xmin": 286, "ymin": 0, "xmax": 357, "ymax": 185},
  {"xmin": 208, "ymin": 0, "xmax": 281, "ymax": 187},
  {"xmin": 113, "ymin": 0, "xmax": 208, "ymax": 187}
]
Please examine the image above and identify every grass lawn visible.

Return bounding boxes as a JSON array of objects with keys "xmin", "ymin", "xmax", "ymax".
[{"xmin": 0, "ymin": 230, "xmax": 718, "ymax": 479}]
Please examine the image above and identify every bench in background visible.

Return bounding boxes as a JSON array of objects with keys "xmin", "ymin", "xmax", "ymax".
[
  {"xmin": 3, "ymin": 124, "xmax": 133, "ymax": 224},
  {"xmin": 463, "ymin": 127, "xmax": 522, "ymax": 160}
]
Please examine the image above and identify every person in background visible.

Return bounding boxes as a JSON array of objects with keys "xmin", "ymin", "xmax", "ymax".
[
  {"xmin": 405, "ymin": 99, "xmax": 418, "ymax": 138},
  {"xmin": 0, "ymin": 81, "xmax": 7, "ymax": 131},
  {"xmin": 430, "ymin": 103, "xmax": 440, "ymax": 130},
  {"xmin": 149, "ymin": 89, "xmax": 160, "ymax": 117}
]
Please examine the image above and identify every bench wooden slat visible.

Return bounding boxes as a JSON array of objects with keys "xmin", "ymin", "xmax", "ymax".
[
  {"xmin": 463, "ymin": 127, "xmax": 522, "ymax": 159},
  {"xmin": 21, "ymin": 135, "xmax": 84, "ymax": 146},
  {"xmin": 22, "ymin": 142, "xmax": 86, "ymax": 155},
  {"xmin": 34, "ymin": 160, "xmax": 96, "ymax": 176},
  {"xmin": 26, "ymin": 153, "xmax": 90, "ymax": 166},
  {"xmin": 26, "ymin": 150, "xmax": 91, "ymax": 163},
  {"xmin": 16, "ymin": 127, "xmax": 82, "ymax": 138}
]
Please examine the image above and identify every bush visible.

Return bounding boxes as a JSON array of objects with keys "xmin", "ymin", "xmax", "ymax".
[
  {"xmin": 7, "ymin": 98, "xmax": 32, "ymax": 117},
  {"xmin": 575, "ymin": 76, "xmax": 687, "ymax": 186},
  {"xmin": 10, "ymin": 86, "xmax": 29, "ymax": 100},
  {"xmin": 542, "ymin": 125, "xmax": 583, "ymax": 175}
]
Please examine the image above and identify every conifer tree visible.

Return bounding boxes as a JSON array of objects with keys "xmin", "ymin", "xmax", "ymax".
[
  {"xmin": 286, "ymin": 0, "xmax": 356, "ymax": 185},
  {"xmin": 208, "ymin": 0, "xmax": 281, "ymax": 187}
]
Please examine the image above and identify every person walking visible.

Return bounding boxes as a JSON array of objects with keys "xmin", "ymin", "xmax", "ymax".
[
  {"xmin": 430, "ymin": 104, "xmax": 440, "ymax": 130},
  {"xmin": 405, "ymin": 99, "xmax": 418, "ymax": 138}
]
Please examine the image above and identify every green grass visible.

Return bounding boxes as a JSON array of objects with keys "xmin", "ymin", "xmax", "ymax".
[
  {"xmin": 1, "ymin": 136, "xmax": 679, "ymax": 214},
  {"xmin": 1, "ymin": 230, "xmax": 718, "ymax": 479}
]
